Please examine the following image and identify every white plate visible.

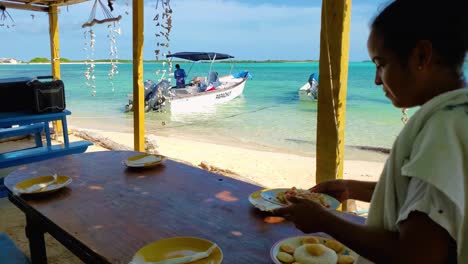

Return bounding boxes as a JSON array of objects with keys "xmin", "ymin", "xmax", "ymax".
[
  {"xmin": 270, "ymin": 235, "xmax": 357, "ymax": 264},
  {"xmin": 261, "ymin": 188, "xmax": 341, "ymax": 210},
  {"xmin": 248, "ymin": 189, "xmax": 283, "ymax": 212}
]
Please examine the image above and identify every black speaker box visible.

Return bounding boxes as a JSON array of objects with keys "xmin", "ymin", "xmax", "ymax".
[{"xmin": 0, "ymin": 76, "xmax": 65, "ymax": 113}]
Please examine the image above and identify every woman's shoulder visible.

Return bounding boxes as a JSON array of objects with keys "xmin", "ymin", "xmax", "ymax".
[
  {"xmin": 425, "ymin": 101, "xmax": 468, "ymax": 129},
  {"xmin": 414, "ymin": 88, "xmax": 468, "ymax": 122}
]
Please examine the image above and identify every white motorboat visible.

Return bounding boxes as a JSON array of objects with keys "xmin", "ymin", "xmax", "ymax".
[
  {"xmin": 125, "ymin": 52, "xmax": 251, "ymax": 113},
  {"xmin": 298, "ymin": 73, "xmax": 318, "ymax": 101}
]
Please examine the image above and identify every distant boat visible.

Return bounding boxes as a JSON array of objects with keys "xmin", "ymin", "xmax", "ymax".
[
  {"xmin": 0, "ymin": 58, "xmax": 20, "ymax": 64},
  {"xmin": 298, "ymin": 73, "xmax": 318, "ymax": 101},
  {"xmin": 125, "ymin": 52, "xmax": 251, "ymax": 113}
]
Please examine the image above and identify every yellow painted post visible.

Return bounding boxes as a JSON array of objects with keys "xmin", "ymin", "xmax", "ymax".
[
  {"xmin": 133, "ymin": 0, "xmax": 145, "ymax": 151},
  {"xmin": 316, "ymin": 0, "xmax": 351, "ymax": 185},
  {"xmin": 49, "ymin": 6, "xmax": 60, "ymax": 80},
  {"xmin": 48, "ymin": 5, "xmax": 63, "ymax": 139}
]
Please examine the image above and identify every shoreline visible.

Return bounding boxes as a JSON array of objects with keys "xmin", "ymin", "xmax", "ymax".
[
  {"xmin": 67, "ymin": 115, "xmax": 391, "ymax": 162},
  {"xmin": 69, "ymin": 127, "xmax": 386, "ymax": 188}
]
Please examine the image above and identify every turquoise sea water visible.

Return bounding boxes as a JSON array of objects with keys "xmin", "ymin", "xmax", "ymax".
[{"xmin": 1, "ymin": 62, "xmax": 466, "ymax": 157}]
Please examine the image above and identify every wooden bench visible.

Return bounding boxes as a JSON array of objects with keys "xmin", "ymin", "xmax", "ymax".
[
  {"xmin": 0, "ymin": 141, "xmax": 93, "ymax": 169},
  {"xmin": 0, "ymin": 123, "xmax": 45, "ymax": 147}
]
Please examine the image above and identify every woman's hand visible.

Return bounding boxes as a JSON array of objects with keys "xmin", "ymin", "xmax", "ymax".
[
  {"xmin": 310, "ymin": 180, "xmax": 377, "ymax": 203},
  {"xmin": 271, "ymin": 195, "xmax": 330, "ymax": 233},
  {"xmin": 310, "ymin": 180, "xmax": 351, "ymax": 203}
]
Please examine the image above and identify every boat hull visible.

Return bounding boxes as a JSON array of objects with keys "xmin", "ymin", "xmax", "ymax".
[{"xmin": 167, "ymin": 77, "xmax": 246, "ymax": 113}]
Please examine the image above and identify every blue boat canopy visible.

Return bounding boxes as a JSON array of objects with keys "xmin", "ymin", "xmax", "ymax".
[{"xmin": 166, "ymin": 52, "xmax": 234, "ymax": 61}]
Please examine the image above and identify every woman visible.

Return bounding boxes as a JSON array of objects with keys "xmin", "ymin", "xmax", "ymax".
[{"xmin": 273, "ymin": 1, "xmax": 467, "ymax": 263}]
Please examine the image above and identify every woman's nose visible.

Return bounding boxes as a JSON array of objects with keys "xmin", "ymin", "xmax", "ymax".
[{"xmin": 374, "ymin": 71, "xmax": 383, "ymax": 86}]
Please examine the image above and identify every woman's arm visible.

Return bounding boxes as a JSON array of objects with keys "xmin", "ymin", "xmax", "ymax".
[
  {"xmin": 323, "ymin": 210, "xmax": 455, "ymax": 263},
  {"xmin": 274, "ymin": 197, "xmax": 455, "ymax": 263},
  {"xmin": 348, "ymin": 180, "xmax": 377, "ymax": 202}
]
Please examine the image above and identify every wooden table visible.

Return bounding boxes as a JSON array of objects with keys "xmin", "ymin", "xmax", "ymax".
[{"xmin": 4, "ymin": 151, "xmax": 365, "ymax": 264}]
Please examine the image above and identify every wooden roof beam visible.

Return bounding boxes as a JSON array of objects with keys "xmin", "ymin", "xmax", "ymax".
[
  {"xmin": 52, "ymin": 0, "xmax": 89, "ymax": 7},
  {"xmin": 3, "ymin": 0, "xmax": 30, "ymax": 4},
  {"xmin": 27, "ymin": 0, "xmax": 43, "ymax": 4},
  {"xmin": 0, "ymin": 1, "xmax": 49, "ymax": 12}
]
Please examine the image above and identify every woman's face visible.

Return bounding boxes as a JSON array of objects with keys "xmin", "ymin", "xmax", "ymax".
[{"xmin": 367, "ymin": 30, "xmax": 422, "ymax": 108}]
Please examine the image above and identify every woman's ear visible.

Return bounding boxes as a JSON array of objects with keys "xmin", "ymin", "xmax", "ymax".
[{"xmin": 412, "ymin": 40, "xmax": 433, "ymax": 71}]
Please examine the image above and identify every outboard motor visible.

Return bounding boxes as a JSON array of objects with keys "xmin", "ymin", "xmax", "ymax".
[
  {"xmin": 146, "ymin": 79, "xmax": 171, "ymax": 111},
  {"xmin": 125, "ymin": 79, "xmax": 171, "ymax": 112},
  {"xmin": 309, "ymin": 79, "xmax": 319, "ymax": 100}
]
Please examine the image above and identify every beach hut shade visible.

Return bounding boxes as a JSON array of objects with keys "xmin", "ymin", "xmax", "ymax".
[
  {"xmin": 2, "ymin": 0, "xmax": 354, "ymax": 187},
  {"xmin": 0, "ymin": 0, "xmax": 88, "ymax": 12}
]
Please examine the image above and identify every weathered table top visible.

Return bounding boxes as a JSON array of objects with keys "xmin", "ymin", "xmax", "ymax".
[{"xmin": 5, "ymin": 151, "xmax": 364, "ymax": 263}]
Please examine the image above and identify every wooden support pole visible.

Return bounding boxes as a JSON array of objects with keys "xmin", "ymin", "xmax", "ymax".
[
  {"xmin": 316, "ymin": 0, "xmax": 352, "ymax": 185},
  {"xmin": 132, "ymin": 0, "xmax": 145, "ymax": 151},
  {"xmin": 48, "ymin": 6, "xmax": 60, "ymax": 80},
  {"xmin": 48, "ymin": 6, "xmax": 63, "ymax": 139}
]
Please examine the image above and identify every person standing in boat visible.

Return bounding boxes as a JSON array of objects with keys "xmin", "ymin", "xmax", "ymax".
[
  {"xmin": 174, "ymin": 64, "xmax": 187, "ymax": 88},
  {"xmin": 308, "ymin": 73, "xmax": 318, "ymax": 87},
  {"xmin": 308, "ymin": 73, "xmax": 319, "ymax": 99}
]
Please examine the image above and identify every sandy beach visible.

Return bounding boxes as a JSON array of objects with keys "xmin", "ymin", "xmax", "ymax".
[{"xmin": 80, "ymin": 128, "xmax": 385, "ymax": 186}]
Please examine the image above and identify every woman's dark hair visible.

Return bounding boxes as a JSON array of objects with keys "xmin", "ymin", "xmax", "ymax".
[
  {"xmin": 175, "ymin": 64, "xmax": 180, "ymax": 69},
  {"xmin": 371, "ymin": 0, "xmax": 467, "ymax": 74}
]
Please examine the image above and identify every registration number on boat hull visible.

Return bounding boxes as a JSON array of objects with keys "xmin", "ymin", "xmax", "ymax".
[{"xmin": 216, "ymin": 91, "xmax": 232, "ymax": 99}]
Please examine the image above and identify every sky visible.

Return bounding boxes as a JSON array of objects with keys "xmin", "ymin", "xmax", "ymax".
[{"xmin": 0, "ymin": 0, "xmax": 390, "ymax": 62}]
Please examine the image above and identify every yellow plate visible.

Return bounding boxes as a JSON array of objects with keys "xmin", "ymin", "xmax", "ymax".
[
  {"xmin": 124, "ymin": 154, "xmax": 166, "ymax": 168},
  {"xmin": 132, "ymin": 237, "xmax": 223, "ymax": 263},
  {"xmin": 270, "ymin": 235, "xmax": 358, "ymax": 264},
  {"xmin": 14, "ymin": 175, "xmax": 72, "ymax": 195}
]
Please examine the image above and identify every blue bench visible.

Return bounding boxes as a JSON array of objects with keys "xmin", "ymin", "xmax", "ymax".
[
  {"xmin": 0, "ymin": 178, "xmax": 6, "ymax": 198},
  {"xmin": 0, "ymin": 110, "xmax": 93, "ymax": 169},
  {"xmin": 0, "ymin": 233, "xmax": 30, "ymax": 264},
  {"xmin": 0, "ymin": 123, "xmax": 45, "ymax": 147},
  {"xmin": 0, "ymin": 141, "xmax": 93, "ymax": 169}
]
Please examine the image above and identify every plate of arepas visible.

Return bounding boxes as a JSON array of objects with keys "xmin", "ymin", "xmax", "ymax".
[{"xmin": 271, "ymin": 235, "xmax": 357, "ymax": 264}]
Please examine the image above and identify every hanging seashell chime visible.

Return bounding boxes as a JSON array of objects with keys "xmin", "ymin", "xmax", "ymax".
[
  {"xmin": 83, "ymin": 29, "xmax": 97, "ymax": 96},
  {"xmin": 0, "ymin": 5, "xmax": 15, "ymax": 29},
  {"xmin": 82, "ymin": 0, "xmax": 122, "ymax": 96},
  {"xmin": 107, "ymin": 22, "xmax": 121, "ymax": 92},
  {"xmin": 154, "ymin": 0, "xmax": 173, "ymax": 83}
]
